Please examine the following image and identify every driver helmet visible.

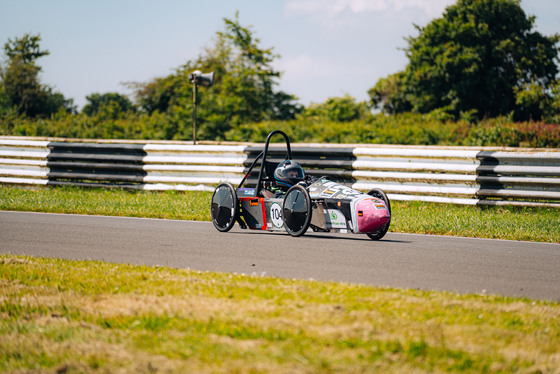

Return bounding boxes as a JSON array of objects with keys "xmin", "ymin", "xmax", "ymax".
[{"xmin": 274, "ymin": 160, "xmax": 305, "ymax": 187}]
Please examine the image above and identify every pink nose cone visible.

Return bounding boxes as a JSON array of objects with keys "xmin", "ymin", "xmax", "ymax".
[{"xmin": 356, "ymin": 198, "xmax": 390, "ymax": 233}]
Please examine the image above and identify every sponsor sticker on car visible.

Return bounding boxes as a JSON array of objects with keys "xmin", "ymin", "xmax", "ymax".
[{"xmin": 325, "ymin": 209, "xmax": 347, "ymax": 228}]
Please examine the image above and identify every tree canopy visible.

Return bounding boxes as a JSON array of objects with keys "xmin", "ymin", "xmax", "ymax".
[
  {"xmin": 82, "ymin": 92, "xmax": 136, "ymax": 118},
  {"xmin": 369, "ymin": 0, "xmax": 560, "ymax": 121},
  {"xmin": 133, "ymin": 13, "xmax": 301, "ymax": 140},
  {"xmin": 2, "ymin": 4, "xmax": 559, "ymax": 145},
  {"xmin": 0, "ymin": 33, "xmax": 74, "ymax": 117},
  {"xmin": 303, "ymin": 95, "xmax": 369, "ymax": 122}
]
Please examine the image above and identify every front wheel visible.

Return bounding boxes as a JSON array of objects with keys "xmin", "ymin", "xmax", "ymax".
[
  {"xmin": 282, "ymin": 184, "xmax": 312, "ymax": 237},
  {"xmin": 366, "ymin": 188, "xmax": 391, "ymax": 241},
  {"xmin": 210, "ymin": 182, "xmax": 238, "ymax": 232}
]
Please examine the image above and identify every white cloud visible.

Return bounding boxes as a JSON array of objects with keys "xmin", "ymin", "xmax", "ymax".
[
  {"xmin": 274, "ymin": 54, "xmax": 372, "ymax": 104},
  {"xmin": 274, "ymin": 54, "xmax": 359, "ymax": 81},
  {"xmin": 275, "ymin": 54, "xmax": 324, "ymax": 78},
  {"xmin": 285, "ymin": 0, "xmax": 455, "ymax": 19}
]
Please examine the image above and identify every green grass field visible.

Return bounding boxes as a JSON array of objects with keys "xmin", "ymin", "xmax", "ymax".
[
  {"xmin": 1, "ymin": 185, "xmax": 559, "ymax": 242},
  {"xmin": 1, "ymin": 255, "xmax": 559, "ymax": 373},
  {"xmin": 2, "ymin": 185, "xmax": 560, "ymax": 372}
]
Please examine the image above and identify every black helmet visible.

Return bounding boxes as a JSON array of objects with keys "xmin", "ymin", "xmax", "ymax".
[{"xmin": 274, "ymin": 160, "xmax": 305, "ymax": 187}]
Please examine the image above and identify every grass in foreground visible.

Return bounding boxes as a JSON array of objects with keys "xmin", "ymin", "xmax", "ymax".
[
  {"xmin": 1, "ymin": 185, "xmax": 559, "ymax": 243},
  {"xmin": 1, "ymin": 254, "xmax": 559, "ymax": 373}
]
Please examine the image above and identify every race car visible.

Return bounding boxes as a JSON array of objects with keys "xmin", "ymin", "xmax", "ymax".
[{"xmin": 210, "ymin": 130, "xmax": 391, "ymax": 240}]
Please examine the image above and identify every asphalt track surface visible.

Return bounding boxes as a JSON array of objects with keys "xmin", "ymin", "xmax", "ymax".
[{"xmin": 1, "ymin": 211, "xmax": 559, "ymax": 301}]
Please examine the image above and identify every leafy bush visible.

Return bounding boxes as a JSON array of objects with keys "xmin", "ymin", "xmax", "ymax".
[
  {"xmin": 465, "ymin": 119, "xmax": 560, "ymax": 147},
  {"xmin": 1, "ymin": 109, "xmax": 558, "ymax": 148},
  {"xmin": 225, "ymin": 113, "xmax": 473, "ymax": 145}
]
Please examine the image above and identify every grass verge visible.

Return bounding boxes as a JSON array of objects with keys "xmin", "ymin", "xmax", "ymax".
[
  {"xmin": 1, "ymin": 185, "xmax": 559, "ymax": 242},
  {"xmin": 1, "ymin": 254, "xmax": 559, "ymax": 373}
]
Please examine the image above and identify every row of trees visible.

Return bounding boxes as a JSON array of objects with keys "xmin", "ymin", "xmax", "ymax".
[
  {"xmin": 369, "ymin": 0, "xmax": 560, "ymax": 122},
  {"xmin": 1, "ymin": 0, "xmax": 559, "ymax": 142}
]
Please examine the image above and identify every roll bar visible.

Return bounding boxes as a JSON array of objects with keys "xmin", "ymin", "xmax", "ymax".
[{"xmin": 237, "ymin": 130, "xmax": 292, "ymax": 197}]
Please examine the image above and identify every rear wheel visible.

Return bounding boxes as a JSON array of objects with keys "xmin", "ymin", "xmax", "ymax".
[
  {"xmin": 282, "ymin": 184, "xmax": 311, "ymax": 237},
  {"xmin": 366, "ymin": 188, "xmax": 391, "ymax": 241},
  {"xmin": 211, "ymin": 182, "xmax": 238, "ymax": 232}
]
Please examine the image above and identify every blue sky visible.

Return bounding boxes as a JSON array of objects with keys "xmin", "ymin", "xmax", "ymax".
[{"xmin": 1, "ymin": 0, "xmax": 558, "ymax": 109}]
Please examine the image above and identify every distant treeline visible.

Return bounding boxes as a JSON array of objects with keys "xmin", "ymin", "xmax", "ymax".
[
  {"xmin": 2, "ymin": 110, "xmax": 558, "ymax": 148},
  {"xmin": 1, "ymin": 1, "xmax": 559, "ymax": 147}
]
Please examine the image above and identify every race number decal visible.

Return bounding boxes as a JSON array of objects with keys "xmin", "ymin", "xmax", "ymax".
[{"xmin": 270, "ymin": 202, "xmax": 283, "ymax": 228}]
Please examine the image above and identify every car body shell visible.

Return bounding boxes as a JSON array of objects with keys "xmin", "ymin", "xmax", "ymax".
[
  {"xmin": 210, "ymin": 130, "xmax": 391, "ymax": 239},
  {"xmin": 236, "ymin": 178, "xmax": 390, "ymax": 234}
]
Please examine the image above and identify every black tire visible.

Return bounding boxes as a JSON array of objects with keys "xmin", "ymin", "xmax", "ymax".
[
  {"xmin": 366, "ymin": 188, "xmax": 391, "ymax": 241},
  {"xmin": 210, "ymin": 182, "xmax": 238, "ymax": 232},
  {"xmin": 282, "ymin": 184, "xmax": 312, "ymax": 237}
]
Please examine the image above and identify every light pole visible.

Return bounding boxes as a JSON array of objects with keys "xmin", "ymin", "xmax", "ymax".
[{"xmin": 188, "ymin": 70, "xmax": 214, "ymax": 145}]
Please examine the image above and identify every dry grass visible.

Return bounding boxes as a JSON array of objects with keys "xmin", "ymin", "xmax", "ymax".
[{"xmin": 1, "ymin": 255, "xmax": 559, "ymax": 373}]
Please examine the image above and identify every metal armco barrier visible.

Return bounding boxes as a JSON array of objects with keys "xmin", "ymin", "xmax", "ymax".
[
  {"xmin": 1, "ymin": 137, "xmax": 559, "ymax": 207},
  {"xmin": 142, "ymin": 144, "xmax": 246, "ymax": 190}
]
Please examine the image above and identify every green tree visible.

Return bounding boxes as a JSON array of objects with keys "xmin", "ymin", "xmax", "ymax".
[
  {"xmin": 304, "ymin": 95, "xmax": 370, "ymax": 122},
  {"xmin": 4, "ymin": 34, "xmax": 49, "ymax": 63},
  {"xmin": 0, "ymin": 33, "xmax": 74, "ymax": 117},
  {"xmin": 369, "ymin": 0, "xmax": 560, "ymax": 120},
  {"xmin": 133, "ymin": 13, "xmax": 301, "ymax": 140},
  {"xmin": 368, "ymin": 73, "xmax": 411, "ymax": 114},
  {"xmin": 82, "ymin": 92, "xmax": 136, "ymax": 118},
  {"xmin": 132, "ymin": 75, "xmax": 182, "ymax": 115}
]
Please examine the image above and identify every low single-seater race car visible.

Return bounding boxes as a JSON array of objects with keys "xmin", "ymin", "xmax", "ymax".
[{"xmin": 210, "ymin": 130, "xmax": 391, "ymax": 240}]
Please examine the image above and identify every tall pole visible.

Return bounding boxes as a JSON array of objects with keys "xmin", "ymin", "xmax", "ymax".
[
  {"xmin": 188, "ymin": 70, "xmax": 212, "ymax": 145},
  {"xmin": 192, "ymin": 81, "xmax": 198, "ymax": 145}
]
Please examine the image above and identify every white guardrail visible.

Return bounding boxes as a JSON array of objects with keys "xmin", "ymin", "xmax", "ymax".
[{"xmin": 1, "ymin": 137, "xmax": 559, "ymax": 207}]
